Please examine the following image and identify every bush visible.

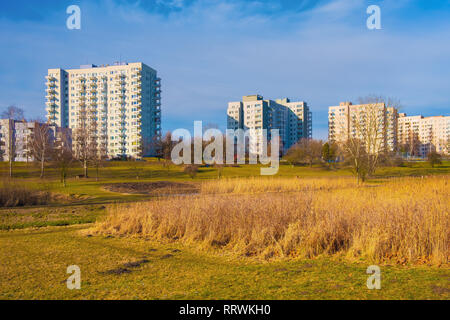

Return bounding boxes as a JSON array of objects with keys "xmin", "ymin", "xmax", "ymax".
[
  {"xmin": 428, "ymin": 151, "xmax": 442, "ymax": 168},
  {"xmin": 0, "ymin": 180, "xmax": 50, "ymax": 207},
  {"xmin": 183, "ymin": 165, "xmax": 199, "ymax": 179}
]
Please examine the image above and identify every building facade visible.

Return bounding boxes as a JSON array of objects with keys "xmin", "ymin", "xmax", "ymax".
[
  {"xmin": 0, "ymin": 119, "xmax": 37, "ymax": 162},
  {"xmin": 398, "ymin": 113, "xmax": 450, "ymax": 157},
  {"xmin": 227, "ymin": 95, "xmax": 312, "ymax": 154},
  {"xmin": 0, "ymin": 120, "xmax": 70, "ymax": 162},
  {"xmin": 46, "ymin": 62, "xmax": 161, "ymax": 159},
  {"xmin": 328, "ymin": 102, "xmax": 398, "ymax": 152}
]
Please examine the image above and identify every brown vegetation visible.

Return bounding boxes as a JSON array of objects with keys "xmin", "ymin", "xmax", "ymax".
[
  {"xmin": 103, "ymin": 181, "xmax": 198, "ymax": 195},
  {"xmin": 93, "ymin": 176, "xmax": 449, "ymax": 265},
  {"xmin": 0, "ymin": 180, "xmax": 50, "ymax": 207}
]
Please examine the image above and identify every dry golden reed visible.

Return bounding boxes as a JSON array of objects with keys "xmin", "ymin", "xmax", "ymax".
[
  {"xmin": 94, "ymin": 176, "xmax": 449, "ymax": 265},
  {"xmin": 200, "ymin": 176, "xmax": 357, "ymax": 194}
]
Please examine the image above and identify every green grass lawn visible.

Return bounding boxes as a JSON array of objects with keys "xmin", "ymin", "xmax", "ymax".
[
  {"xmin": 0, "ymin": 225, "xmax": 448, "ymax": 300},
  {"xmin": 1, "ymin": 160, "xmax": 449, "ymax": 206}
]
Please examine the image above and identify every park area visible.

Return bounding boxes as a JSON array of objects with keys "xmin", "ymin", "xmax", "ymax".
[{"xmin": 0, "ymin": 159, "xmax": 448, "ymax": 299}]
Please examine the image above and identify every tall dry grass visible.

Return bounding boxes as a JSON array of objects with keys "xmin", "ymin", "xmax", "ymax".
[
  {"xmin": 200, "ymin": 177, "xmax": 357, "ymax": 194},
  {"xmin": 0, "ymin": 180, "xmax": 50, "ymax": 207},
  {"xmin": 93, "ymin": 176, "xmax": 449, "ymax": 265}
]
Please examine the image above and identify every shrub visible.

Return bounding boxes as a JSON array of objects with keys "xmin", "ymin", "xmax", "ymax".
[
  {"xmin": 183, "ymin": 165, "xmax": 199, "ymax": 179},
  {"xmin": 428, "ymin": 151, "xmax": 442, "ymax": 168},
  {"xmin": 0, "ymin": 180, "xmax": 50, "ymax": 207}
]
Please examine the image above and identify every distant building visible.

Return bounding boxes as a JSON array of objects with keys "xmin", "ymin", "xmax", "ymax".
[
  {"xmin": 328, "ymin": 102, "xmax": 398, "ymax": 152},
  {"xmin": 45, "ymin": 62, "xmax": 161, "ymax": 159},
  {"xmin": 398, "ymin": 113, "xmax": 450, "ymax": 157},
  {"xmin": 0, "ymin": 120, "xmax": 71, "ymax": 162},
  {"xmin": 227, "ymin": 95, "xmax": 312, "ymax": 154}
]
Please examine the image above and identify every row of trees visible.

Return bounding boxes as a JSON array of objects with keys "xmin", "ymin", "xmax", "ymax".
[
  {"xmin": 1, "ymin": 106, "xmax": 103, "ymax": 185},
  {"xmin": 284, "ymin": 139, "xmax": 338, "ymax": 168}
]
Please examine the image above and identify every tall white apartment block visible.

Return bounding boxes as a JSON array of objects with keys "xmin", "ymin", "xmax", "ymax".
[
  {"xmin": 227, "ymin": 95, "xmax": 312, "ymax": 154},
  {"xmin": 328, "ymin": 102, "xmax": 398, "ymax": 152},
  {"xmin": 398, "ymin": 113, "xmax": 450, "ymax": 157},
  {"xmin": 45, "ymin": 62, "xmax": 161, "ymax": 159}
]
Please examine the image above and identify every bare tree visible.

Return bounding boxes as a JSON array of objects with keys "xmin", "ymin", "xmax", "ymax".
[
  {"xmin": 1, "ymin": 106, "xmax": 25, "ymax": 178},
  {"xmin": 5, "ymin": 120, "xmax": 15, "ymax": 178},
  {"xmin": 338, "ymin": 96, "xmax": 400, "ymax": 181},
  {"xmin": 343, "ymin": 138, "xmax": 368, "ymax": 184},
  {"xmin": 284, "ymin": 139, "xmax": 323, "ymax": 167},
  {"xmin": 74, "ymin": 126, "xmax": 91, "ymax": 178},
  {"xmin": 159, "ymin": 132, "xmax": 174, "ymax": 172},
  {"xmin": 2, "ymin": 105, "xmax": 24, "ymax": 121},
  {"xmin": 91, "ymin": 145, "xmax": 107, "ymax": 182},
  {"xmin": 400, "ymin": 130, "xmax": 420, "ymax": 158},
  {"xmin": 52, "ymin": 131, "xmax": 73, "ymax": 187},
  {"xmin": 29, "ymin": 121, "xmax": 53, "ymax": 179}
]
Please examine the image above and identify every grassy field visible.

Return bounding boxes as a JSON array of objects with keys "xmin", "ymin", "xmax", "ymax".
[
  {"xmin": 1, "ymin": 225, "xmax": 448, "ymax": 300},
  {"xmin": 0, "ymin": 160, "xmax": 449, "ymax": 300},
  {"xmin": 0, "ymin": 159, "xmax": 449, "ymax": 205}
]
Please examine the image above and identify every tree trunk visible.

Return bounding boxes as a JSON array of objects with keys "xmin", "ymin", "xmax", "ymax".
[
  {"xmin": 84, "ymin": 160, "xmax": 88, "ymax": 178},
  {"xmin": 9, "ymin": 159, "xmax": 12, "ymax": 178},
  {"xmin": 40, "ymin": 149, "xmax": 45, "ymax": 179},
  {"xmin": 40, "ymin": 158, "xmax": 44, "ymax": 179},
  {"xmin": 61, "ymin": 168, "xmax": 66, "ymax": 187}
]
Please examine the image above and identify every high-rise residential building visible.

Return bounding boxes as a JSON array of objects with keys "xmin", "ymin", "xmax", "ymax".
[
  {"xmin": 328, "ymin": 101, "xmax": 398, "ymax": 152},
  {"xmin": 227, "ymin": 95, "xmax": 312, "ymax": 154},
  {"xmin": 45, "ymin": 62, "xmax": 161, "ymax": 159},
  {"xmin": 0, "ymin": 120, "xmax": 71, "ymax": 162},
  {"xmin": 398, "ymin": 113, "xmax": 450, "ymax": 157}
]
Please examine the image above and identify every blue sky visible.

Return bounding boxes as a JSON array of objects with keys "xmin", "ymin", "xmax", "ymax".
[{"xmin": 1, "ymin": 0, "xmax": 449, "ymax": 139}]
